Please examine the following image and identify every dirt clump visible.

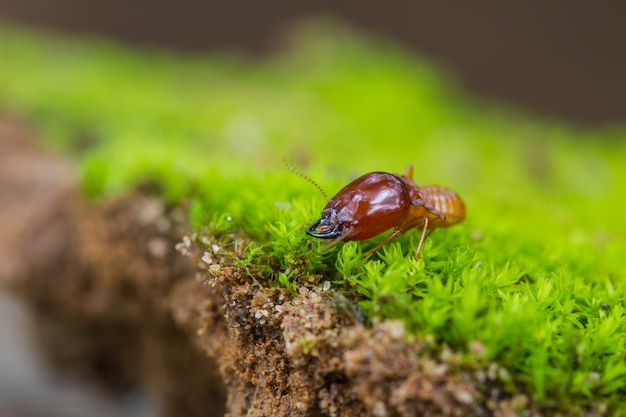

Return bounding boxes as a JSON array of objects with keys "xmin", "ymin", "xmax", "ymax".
[
  {"xmin": 175, "ymin": 230, "xmax": 544, "ymax": 417},
  {"xmin": 0, "ymin": 117, "xmax": 225, "ymax": 417},
  {"xmin": 0, "ymin": 117, "xmax": 76, "ymax": 290}
]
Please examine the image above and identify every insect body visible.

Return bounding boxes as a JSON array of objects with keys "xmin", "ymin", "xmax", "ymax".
[{"xmin": 306, "ymin": 165, "xmax": 465, "ymax": 258}]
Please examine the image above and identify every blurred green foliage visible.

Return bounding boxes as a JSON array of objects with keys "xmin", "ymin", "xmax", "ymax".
[{"xmin": 1, "ymin": 21, "xmax": 626, "ymax": 414}]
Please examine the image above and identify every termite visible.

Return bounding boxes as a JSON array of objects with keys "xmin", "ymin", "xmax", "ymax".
[{"xmin": 303, "ymin": 165, "xmax": 466, "ymax": 258}]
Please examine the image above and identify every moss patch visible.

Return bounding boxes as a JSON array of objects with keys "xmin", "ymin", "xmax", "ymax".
[{"xmin": 1, "ymin": 20, "xmax": 626, "ymax": 414}]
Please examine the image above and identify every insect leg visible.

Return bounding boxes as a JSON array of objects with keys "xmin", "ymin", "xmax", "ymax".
[
  {"xmin": 414, "ymin": 217, "xmax": 430, "ymax": 259},
  {"xmin": 361, "ymin": 229, "xmax": 402, "ymax": 258},
  {"xmin": 402, "ymin": 164, "xmax": 414, "ymax": 179}
]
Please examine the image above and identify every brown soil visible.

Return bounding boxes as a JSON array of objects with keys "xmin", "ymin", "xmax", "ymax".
[
  {"xmin": 0, "ymin": 117, "xmax": 225, "ymax": 417},
  {"xmin": 0, "ymin": 117, "xmax": 605, "ymax": 416}
]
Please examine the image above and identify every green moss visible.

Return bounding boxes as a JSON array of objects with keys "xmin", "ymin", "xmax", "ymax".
[{"xmin": 2, "ymin": 21, "xmax": 626, "ymax": 414}]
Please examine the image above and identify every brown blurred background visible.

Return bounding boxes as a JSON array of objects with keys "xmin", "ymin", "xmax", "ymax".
[{"xmin": 0, "ymin": 0, "xmax": 625, "ymax": 126}]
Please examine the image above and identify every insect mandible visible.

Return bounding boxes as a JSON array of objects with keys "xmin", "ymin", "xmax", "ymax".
[{"xmin": 304, "ymin": 165, "xmax": 466, "ymax": 258}]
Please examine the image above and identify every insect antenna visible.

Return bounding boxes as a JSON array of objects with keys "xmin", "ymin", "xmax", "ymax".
[{"xmin": 285, "ymin": 156, "xmax": 330, "ymax": 202}]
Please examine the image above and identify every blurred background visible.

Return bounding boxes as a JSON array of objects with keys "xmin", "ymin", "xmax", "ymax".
[
  {"xmin": 1, "ymin": 0, "xmax": 625, "ymax": 125},
  {"xmin": 1, "ymin": 2, "xmax": 625, "ymax": 417}
]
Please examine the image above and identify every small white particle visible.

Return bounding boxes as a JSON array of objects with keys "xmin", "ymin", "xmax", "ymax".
[
  {"xmin": 201, "ymin": 252, "xmax": 213, "ymax": 265},
  {"xmin": 147, "ymin": 238, "xmax": 169, "ymax": 258},
  {"xmin": 387, "ymin": 322, "xmax": 405, "ymax": 340},
  {"xmin": 373, "ymin": 401, "xmax": 387, "ymax": 417},
  {"xmin": 454, "ymin": 389, "xmax": 474, "ymax": 404},
  {"xmin": 254, "ymin": 309, "xmax": 269, "ymax": 319}
]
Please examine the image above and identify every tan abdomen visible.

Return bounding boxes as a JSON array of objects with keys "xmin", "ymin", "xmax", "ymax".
[{"xmin": 419, "ymin": 185, "xmax": 466, "ymax": 227}]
